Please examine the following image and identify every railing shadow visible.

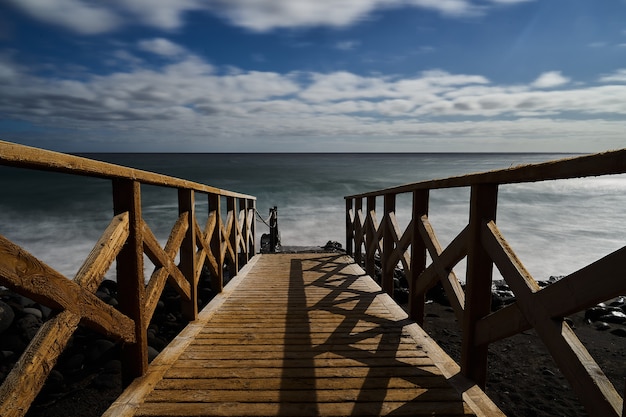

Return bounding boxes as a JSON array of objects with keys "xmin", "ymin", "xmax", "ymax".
[{"xmin": 282, "ymin": 254, "xmax": 467, "ymax": 416}]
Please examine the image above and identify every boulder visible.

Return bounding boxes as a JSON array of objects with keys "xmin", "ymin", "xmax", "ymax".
[{"xmin": 0, "ymin": 300, "xmax": 15, "ymax": 334}]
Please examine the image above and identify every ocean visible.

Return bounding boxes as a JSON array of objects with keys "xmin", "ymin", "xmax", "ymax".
[{"xmin": 1, "ymin": 152, "xmax": 625, "ymax": 283}]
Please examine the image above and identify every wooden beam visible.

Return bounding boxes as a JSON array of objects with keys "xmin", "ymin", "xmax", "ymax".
[
  {"xmin": 73, "ymin": 212, "xmax": 129, "ymax": 292},
  {"xmin": 475, "ymin": 244, "xmax": 626, "ymax": 346},
  {"xmin": 381, "ymin": 193, "xmax": 396, "ymax": 297},
  {"xmin": 345, "ymin": 198, "xmax": 354, "ymax": 257},
  {"xmin": 365, "ymin": 196, "xmax": 377, "ymax": 278},
  {"xmin": 416, "ymin": 217, "xmax": 466, "ymax": 323},
  {"xmin": 347, "ymin": 148, "xmax": 626, "ymax": 199},
  {"xmin": 209, "ymin": 194, "xmax": 224, "ymax": 293},
  {"xmin": 178, "ymin": 189, "xmax": 198, "ymax": 321},
  {"xmin": 409, "ymin": 189, "xmax": 429, "ymax": 324},
  {"xmin": 0, "ymin": 140, "xmax": 254, "ymax": 200},
  {"xmin": 0, "ymin": 235, "xmax": 134, "ymax": 342},
  {"xmin": 113, "ymin": 179, "xmax": 148, "ymax": 386},
  {"xmin": 482, "ymin": 220, "xmax": 623, "ymax": 417},
  {"xmin": 354, "ymin": 198, "xmax": 364, "ymax": 265},
  {"xmin": 461, "ymin": 183, "xmax": 497, "ymax": 388}
]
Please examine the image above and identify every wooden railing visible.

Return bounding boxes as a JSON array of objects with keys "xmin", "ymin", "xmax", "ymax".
[
  {"xmin": 345, "ymin": 149, "xmax": 626, "ymax": 417},
  {"xmin": 0, "ymin": 141, "xmax": 256, "ymax": 417}
]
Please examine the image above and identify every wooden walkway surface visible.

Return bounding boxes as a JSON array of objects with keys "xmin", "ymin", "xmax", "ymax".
[{"xmin": 104, "ymin": 253, "xmax": 504, "ymax": 417}]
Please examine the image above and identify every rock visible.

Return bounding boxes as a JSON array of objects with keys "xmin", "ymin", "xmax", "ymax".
[
  {"xmin": 610, "ymin": 328, "xmax": 626, "ymax": 338},
  {"xmin": 64, "ymin": 353, "xmax": 86, "ymax": 373},
  {"xmin": 87, "ymin": 339, "xmax": 116, "ymax": 363},
  {"xmin": 585, "ymin": 306, "xmax": 610, "ymax": 322},
  {"xmin": 595, "ymin": 322, "xmax": 611, "ymax": 331},
  {"xmin": 17, "ymin": 314, "xmax": 42, "ymax": 341},
  {"xmin": 23, "ymin": 307, "xmax": 43, "ymax": 320},
  {"xmin": 598, "ymin": 311, "xmax": 626, "ymax": 324},
  {"xmin": 148, "ymin": 346, "xmax": 160, "ymax": 362},
  {"xmin": 0, "ymin": 300, "xmax": 15, "ymax": 334},
  {"xmin": 322, "ymin": 241, "xmax": 343, "ymax": 252}
]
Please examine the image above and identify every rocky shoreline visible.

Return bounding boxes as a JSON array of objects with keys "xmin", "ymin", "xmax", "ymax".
[{"xmin": 1, "ymin": 243, "xmax": 624, "ymax": 416}]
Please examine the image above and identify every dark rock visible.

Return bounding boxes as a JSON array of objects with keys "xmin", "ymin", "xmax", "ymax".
[
  {"xmin": 148, "ymin": 346, "xmax": 160, "ymax": 362},
  {"xmin": 0, "ymin": 332, "xmax": 27, "ymax": 351},
  {"xmin": 598, "ymin": 311, "xmax": 626, "ymax": 324},
  {"xmin": 595, "ymin": 322, "xmax": 611, "ymax": 331},
  {"xmin": 64, "ymin": 353, "xmax": 86, "ymax": 373},
  {"xmin": 0, "ymin": 300, "xmax": 15, "ymax": 334},
  {"xmin": 322, "ymin": 241, "xmax": 343, "ymax": 252},
  {"xmin": 17, "ymin": 314, "xmax": 42, "ymax": 341},
  {"xmin": 87, "ymin": 339, "xmax": 116, "ymax": 363},
  {"xmin": 585, "ymin": 306, "xmax": 610, "ymax": 322},
  {"xmin": 23, "ymin": 307, "xmax": 43, "ymax": 320},
  {"xmin": 610, "ymin": 328, "xmax": 626, "ymax": 338}
]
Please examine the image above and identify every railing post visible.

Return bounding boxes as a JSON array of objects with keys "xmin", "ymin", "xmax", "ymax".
[
  {"xmin": 382, "ymin": 193, "xmax": 396, "ymax": 297},
  {"xmin": 409, "ymin": 189, "xmax": 429, "ymax": 325},
  {"xmin": 227, "ymin": 197, "xmax": 238, "ymax": 277},
  {"xmin": 239, "ymin": 197, "xmax": 248, "ymax": 266},
  {"xmin": 178, "ymin": 189, "xmax": 197, "ymax": 321},
  {"xmin": 461, "ymin": 183, "xmax": 498, "ymax": 388},
  {"xmin": 365, "ymin": 196, "xmax": 377, "ymax": 279},
  {"xmin": 354, "ymin": 198, "xmax": 363, "ymax": 266},
  {"xmin": 112, "ymin": 179, "xmax": 148, "ymax": 386},
  {"xmin": 209, "ymin": 193, "xmax": 224, "ymax": 293},
  {"xmin": 249, "ymin": 198, "xmax": 256, "ymax": 256},
  {"xmin": 345, "ymin": 198, "xmax": 354, "ymax": 257}
]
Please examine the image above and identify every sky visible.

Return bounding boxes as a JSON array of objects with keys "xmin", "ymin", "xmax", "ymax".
[{"xmin": 1, "ymin": 0, "xmax": 625, "ymax": 153}]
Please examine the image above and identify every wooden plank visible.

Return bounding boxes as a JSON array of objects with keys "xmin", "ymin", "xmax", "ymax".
[
  {"xmin": 416, "ymin": 216, "xmax": 466, "ymax": 322},
  {"xmin": 0, "ymin": 234, "xmax": 135, "ymax": 342},
  {"xmin": 105, "ymin": 254, "xmax": 502, "ymax": 417},
  {"xmin": 73, "ymin": 212, "xmax": 129, "ymax": 291},
  {"xmin": 178, "ymin": 189, "xmax": 197, "ymax": 320},
  {"xmin": 113, "ymin": 179, "xmax": 149, "ymax": 385},
  {"xmin": 134, "ymin": 401, "xmax": 475, "ymax": 417},
  {"xmin": 0, "ymin": 140, "xmax": 254, "ymax": 199},
  {"xmin": 381, "ymin": 194, "xmax": 396, "ymax": 296},
  {"xmin": 345, "ymin": 198, "xmax": 354, "ymax": 257},
  {"xmin": 144, "ymin": 213, "xmax": 190, "ymax": 324},
  {"xmin": 461, "ymin": 184, "xmax": 497, "ymax": 388},
  {"xmin": 346, "ymin": 148, "xmax": 626, "ymax": 198},
  {"xmin": 482, "ymin": 220, "xmax": 622, "ymax": 417},
  {"xmin": 409, "ymin": 189, "xmax": 429, "ymax": 324}
]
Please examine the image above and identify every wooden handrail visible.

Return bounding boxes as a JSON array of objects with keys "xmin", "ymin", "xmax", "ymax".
[
  {"xmin": 0, "ymin": 141, "xmax": 256, "ymax": 417},
  {"xmin": 345, "ymin": 149, "xmax": 626, "ymax": 417}
]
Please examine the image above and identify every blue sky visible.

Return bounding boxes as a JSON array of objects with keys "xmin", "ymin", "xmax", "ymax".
[{"xmin": 1, "ymin": 0, "xmax": 625, "ymax": 152}]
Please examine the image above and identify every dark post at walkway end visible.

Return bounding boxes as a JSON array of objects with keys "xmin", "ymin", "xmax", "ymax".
[{"xmin": 269, "ymin": 206, "xmax": 279, "ymax": 253}]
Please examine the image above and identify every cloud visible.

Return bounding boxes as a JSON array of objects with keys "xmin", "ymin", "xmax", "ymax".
[
  {"xmin": 2, "ymin": 52, "xmax": 626, "ymax": 151},
  {"xmin": 599, "ymin": 69, "xmax": 626, "ymax": 83},
  {"xmin": 335, "ymin": 41, "xmax": 361, "ymax": 51},
  {"xmin": 531, "ymin": 71, "xmax": 570, "ymax": 89},
  {"xmin": 138, "ymin": 38, "xmax": 187, "ymax": 57},
  {"xmin": 5, "ymin": 0, "xmax": 120, "ymax": 35},
  {"xmin": 5, "ymin": 0, "xmax": 522, "ymax": 34}
]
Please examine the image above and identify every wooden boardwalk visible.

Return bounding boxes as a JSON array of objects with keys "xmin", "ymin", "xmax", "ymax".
[{"xmin": 104, "ymin": 253, "xmax": 504, "ymax": 417}]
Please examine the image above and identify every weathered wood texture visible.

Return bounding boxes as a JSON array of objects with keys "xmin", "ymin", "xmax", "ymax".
[
  {"xmin": 345, "ymin": 149, "xmax": 626, "ymax": 417},
  {"xmin": 105, "ymin": 253, "xmax": 503, "ymax": 417},
  {"xmin": 0, "ymin": 141, "xmax": 256, "ymax": 417}
]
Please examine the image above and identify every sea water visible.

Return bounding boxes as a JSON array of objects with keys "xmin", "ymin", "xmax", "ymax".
[{"xmin": 1, "ymin": 153, "xmax": 625, "ymax": 283}]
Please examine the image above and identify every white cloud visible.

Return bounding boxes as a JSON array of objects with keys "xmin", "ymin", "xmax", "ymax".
[
  {"xmin": 138, "ymin": 38, "xmax": 187, "ymax": 57},
  {"xmin": 599, "ymin": 69, "xmax": 626, "ymax": 83},
  {"xmin": 5, "ymin": 0, "xmax": 120, "ymax": 34},
  {"xmin": 5, "ymin": 0, "xmax": 524, "ymax": 34},
  {"xmin": 2, "ymin": 52, "xmax": 626, "ymax": 151},
  {"xmin": 335, "ymin": 41, "xmax": 361, "ymax": 51},
  {"xmin": 531, "ymin": 71, "xmax": 570, "ymax": 89}
]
